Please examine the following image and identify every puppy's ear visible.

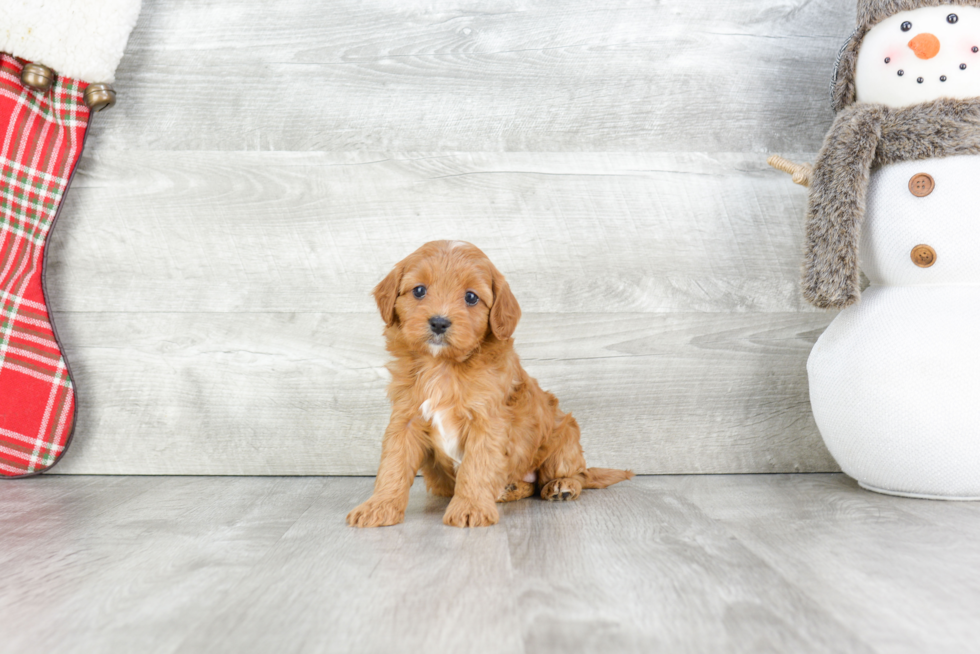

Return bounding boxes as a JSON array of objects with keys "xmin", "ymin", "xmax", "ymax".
[
  {"xmin": 489, "ymin": 266, "xmax": 521, "ymax": 340},
  {"xmin": 373, "ymin": 263, "xmax": 403, "ymax": 327}
]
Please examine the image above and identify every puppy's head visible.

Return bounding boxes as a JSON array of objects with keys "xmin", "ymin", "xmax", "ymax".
[{"xmin": 373, "ymin": 241, "xmax": 520, "ymax": 358}]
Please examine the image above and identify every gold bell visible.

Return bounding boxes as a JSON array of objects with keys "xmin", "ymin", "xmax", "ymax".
[
  {"xmin": 21, "ymin": 63, "xmax": 55, "ymax": 92},
  {"xmin": 84, "ymin": 83, "xmax": 116, "ymax": 112}
]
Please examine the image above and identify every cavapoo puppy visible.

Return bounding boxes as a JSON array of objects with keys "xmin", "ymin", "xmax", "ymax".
[{"xmin": 347, "ymin": 240, "xmax": 633, "ymax": 528}]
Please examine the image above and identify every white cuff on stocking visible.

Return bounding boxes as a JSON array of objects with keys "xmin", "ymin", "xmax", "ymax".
[{"xmin": 0, "ymin": 0, "xmax": 142, "ymax": 83}]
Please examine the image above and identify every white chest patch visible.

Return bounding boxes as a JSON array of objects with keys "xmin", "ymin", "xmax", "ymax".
[{"xmin": 420, "ymin": 399, "xmax": 462, "ymax": 466}]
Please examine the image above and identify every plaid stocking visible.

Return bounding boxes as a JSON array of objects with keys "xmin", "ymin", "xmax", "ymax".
[{"xmin": 0, "ymin": 54, "xmax": 89, "ymax": 476}]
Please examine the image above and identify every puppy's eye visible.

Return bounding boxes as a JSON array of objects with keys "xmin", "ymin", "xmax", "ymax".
[
  {"xmin": 901, "ymin": 21, "xmax": 912, "ymax": 31},
  {"xmin": 949, "ymin": 13, "xmax": 959, "ymax": 24},
  {"xmin": 464, "ymin": 291, "xmax": 479, "ymax": 306},
  {"xmin": 412, "ymin": 285, "xmax": 427, "ymax": 299}
]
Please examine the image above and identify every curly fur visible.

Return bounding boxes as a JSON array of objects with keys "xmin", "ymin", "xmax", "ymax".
[
  {"xmin": 833, "ymin": 0, "xmax": 980, "ymax": 112},
  {"xmin": 805, "ymin": 97, "xmax": 980, "ymax": 308},
  {"xmin": 0, "ymin": 0, "xmax": 142, "ymax": 84},
  {"xmin": 347, "ymin": 241, "xmax": 633, "ymax": 528}
]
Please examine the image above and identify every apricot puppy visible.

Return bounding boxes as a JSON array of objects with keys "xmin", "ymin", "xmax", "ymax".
[{"xmin": 347, "ymin": 241, "xmax": 633, "ymax": 528}]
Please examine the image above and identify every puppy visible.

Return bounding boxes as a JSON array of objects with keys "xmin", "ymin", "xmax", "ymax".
[{"xmin": 347, "ymin": 241, "xmax": 633, "ymax": 528}]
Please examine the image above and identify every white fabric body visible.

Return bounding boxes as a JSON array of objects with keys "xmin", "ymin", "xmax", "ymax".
[
  {"xmin": 0, "ymin": 0, "xmax": 142, "ymax": 83},
  {"xmin": 808, "ymin": 155, "xmax": 980, "ymax": 499},
  {"xmin": 863, "ymin": 155, "xmax": 980, "ymax": 284}
]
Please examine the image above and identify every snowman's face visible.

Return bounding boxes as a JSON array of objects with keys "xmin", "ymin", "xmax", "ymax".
[{"xmin": 855, "ymin": 6, "xmax": 980, "ymax": 107}]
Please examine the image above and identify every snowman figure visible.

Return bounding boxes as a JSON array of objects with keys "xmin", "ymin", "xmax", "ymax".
[{"xmin": 774, "ymin": 0, "xmax": 980, "ymax": 499}]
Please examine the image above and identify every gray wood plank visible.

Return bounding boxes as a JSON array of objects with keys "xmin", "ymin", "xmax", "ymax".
[
  {"xmin": 178, "ymin": 477, "xmax": 873, "ymax": 654},
  {"xmin": 48, "ymin": 311, "xmax": 836, "ymax": 475},
  {"xmin": 49, "ymin": 151, "xmax": 818, "ymax": 315},
  {"xmin": 18, "ymin": 476, "xmax": 980, "ymax": 653},
  {"xmin": 669, "ymin": 474, "xmax": 980, "ymax": 653},
  {"xmin": 90, "ymin": 0, "xmax": 851, "ymax": 152},
  {"xmin": 34, "ymin": 0, "xmax": 855, "ymax": 474},
  {"xmin": 5, "ymin": 476, "xmax": 978, "ymax": 653},
  {"xmin": 501, "ymin": 480, "xmax": 874, "ymax": 654},
  {"xmin": 173, "ymin": 478, "xmax": 522, "ymax": 654},
  {"xmin": 0, "ymin": 476, "xmax": 162, "ymax": 567},
  {"xmin": 0, "ymin": 476, "xmax": 329, "ymax": 654}
]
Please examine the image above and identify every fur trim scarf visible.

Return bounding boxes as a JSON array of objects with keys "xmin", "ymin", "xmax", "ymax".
[{"xmin": 803, "ymin": 96, "xmax": 980, "ymax": 309}]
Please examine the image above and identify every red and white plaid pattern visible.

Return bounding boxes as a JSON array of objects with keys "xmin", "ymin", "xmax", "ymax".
[{"xmin": 0, "ymin": 54, "xmax": 88, "ymax": 476}]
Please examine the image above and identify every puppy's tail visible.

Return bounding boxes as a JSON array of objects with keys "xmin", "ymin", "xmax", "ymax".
[{"xmin": 582, "ymin": 468, "xmax": 634, "ymax": 489}]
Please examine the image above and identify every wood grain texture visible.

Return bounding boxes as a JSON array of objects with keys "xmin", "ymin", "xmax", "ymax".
[
  {"xmin": 39, "ymin": 0, "xmax": 854, "ymax": 473},
  {"xmin": 671, "ymin": 474, "xmax": 980, "ymax": 653},
  {"xmin": 49, "ymin": 151, "xmax": 819, "ymax": 314},
  {"xmin": 46, "ymin": 148, "xmax": 843, "ymax": 474},
  {"xmin": 3, "ymin": 475, "xmax": 979, "ymax": 653},
  {"xmin": 49, "ymin": 311, "xmax": 836, "ymax": 475},
  {"xmin": 89, "ymin": 0, "xmax": 852, "ymax": 152}
]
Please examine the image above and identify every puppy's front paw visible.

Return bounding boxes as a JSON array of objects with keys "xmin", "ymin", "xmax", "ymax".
[
  {"xmin": 541, "ymin": 478, "xmax": 582, "ymax": 502},
  {"xmin": 346, "ymin": 499, "xmax": 405, "ymax": 528},
  {"xmin": 443, "ymin": 497, "xmax": 499, "ymax": 528}
]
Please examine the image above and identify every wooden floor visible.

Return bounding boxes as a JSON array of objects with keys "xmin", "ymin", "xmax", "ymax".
[{"xmin": 1, "ymin": 475, "xmax": 978, "ymax": 653}]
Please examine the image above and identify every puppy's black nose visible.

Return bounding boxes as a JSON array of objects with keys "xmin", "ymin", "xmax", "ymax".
[{"xmin": 429, "ymin": 316, "xmax": 451, "ymax": 335}]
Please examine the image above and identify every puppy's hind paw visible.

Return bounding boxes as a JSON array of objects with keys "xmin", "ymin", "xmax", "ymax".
[
  {"xmin": 346, "ymin": 500, "xmax": 405, "ymax": 528},
  {"xmin": 497, "ymin": 480, "xmax": 535, "ymax": 503},
  {"xmin": 541, "ymin": 478, "xmax": 582, "ymax": 502},
  {"xmin": 443, "ymin": 498, "xmax": 499, "ymax": 528}
]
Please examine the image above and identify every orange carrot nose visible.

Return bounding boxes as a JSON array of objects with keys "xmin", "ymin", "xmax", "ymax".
[{"xmin": 908, "ymin": 33, "xmax": 941, "ymax": 59}]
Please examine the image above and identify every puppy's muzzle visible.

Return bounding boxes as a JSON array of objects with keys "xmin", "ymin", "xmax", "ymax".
[{"xmin": 429, "ymin": 316, "xmax": 451, "ymax": 337}]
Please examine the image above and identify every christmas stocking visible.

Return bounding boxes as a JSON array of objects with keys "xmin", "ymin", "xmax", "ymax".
[{"xmin": 0, "ymin": 0, "xmax": 141, "ymax": 477}]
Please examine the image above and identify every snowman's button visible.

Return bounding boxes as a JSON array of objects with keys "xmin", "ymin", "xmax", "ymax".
[
  {"xmin": 909, "ymin": 173, "xmax": 935, "ymax": 197},
  {"xmin": 911, "ymin": 244, "xmax": 937, "ymax": 268}
]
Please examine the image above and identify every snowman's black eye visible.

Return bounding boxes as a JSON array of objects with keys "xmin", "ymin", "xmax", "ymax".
[
  {"xmin": 948, "ymin": 14, "xmax": 959, "ymax": 24},
  {"xmin": 464, "ymin": 291, "xmax": 479, "ymax": 306},
  {"xmin": 413, "ymin": 285, "xmax": 427, "ymax": 299},
  {"xmin": 973, "ymin": 46, "xmax": 979, "ymax": 53},
  {"xmin": 901, "ymin": 21, "xmax": 913, "ymax": 31}
]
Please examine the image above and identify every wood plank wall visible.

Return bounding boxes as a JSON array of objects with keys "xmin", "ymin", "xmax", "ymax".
[{"xmin": 48, "ymin": 0, "xmax": 855, "ymax": 474}]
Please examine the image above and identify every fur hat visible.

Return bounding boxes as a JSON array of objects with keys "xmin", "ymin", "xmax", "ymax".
[{"xmin": 832, "ymin": 0, "xmax": 980, "ymax": 111}]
